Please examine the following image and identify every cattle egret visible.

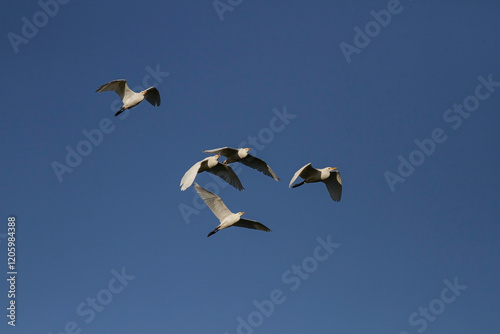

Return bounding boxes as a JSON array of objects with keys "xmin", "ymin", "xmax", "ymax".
[
  {"xmin": 193, "ymin": 183, "xmax": 271, "ymax": 237},
  {"xmin": 289, "ymin": 163, "xmax": 342, "ymax": 202},
  {"xmin": 204, "ymin": 147, "xmax": 279, "ymax": 181},
  {"xmin": 96, "ymin": 79, "xmax": 161, "ymax": 116},
  {"xmin": 180, "ymin": 155, "xmax": 244, "ymax": 191}
]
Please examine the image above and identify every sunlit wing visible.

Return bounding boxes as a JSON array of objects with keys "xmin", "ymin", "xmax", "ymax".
[
  {"xmin": 96, "ymin": 79, "xmax": 133, "ymax": 102},
  {"xmin": 180, "ymin": 160, "xmax": 203, "ymax": 191},
  {"xmin": 193, "ymin": 183, "xmax": 232, "ymax": 220},
  {"xmin": 289, "ymin": 163, "xmax": 312, "ymax": 188}
]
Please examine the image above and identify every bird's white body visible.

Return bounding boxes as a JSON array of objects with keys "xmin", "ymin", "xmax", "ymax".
[
  {"xmin": 193, "ymin": 183, "xmax": 271, "ymax": 237},
  {"xmin": 203, "ymin": 147, "xmax": 279, "ymax": 181},
  {"xmin": 96, "ymin": 79, "xmax": 161, "ymax": 116},
  {"xmin": 237, "ymin": 148, "xmax": 249, "ymax": 160},
  {"xmin": 205, "ymin": 155, "xmax": 219, "ymax": 169},
  {"xmin": 289, "ymin": 163, "xmax": 342, "ymax": 202},
  {"xmin": 121, "ymin": 91, "xmax": 147, "ymax": 110},
  {"xmin": 218, "ymin": 212, "xmax": 244, "ymax": 231},
  {"xmin": 320, "ymin": 168, "xmax": 332, "ymax": 181}
]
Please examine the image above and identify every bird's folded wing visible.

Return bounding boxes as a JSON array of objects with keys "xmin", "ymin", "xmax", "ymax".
[
  {"xmin": 325, "ymin": 172, "xmax": 342, "ymax": 202},
  {"xmin": 289, "ymin": 163, "xmax": 312, "ymax": 188},
  {"xmin": 234, "ymin": 218, "xmax": 271, "ymax": 232},
  {"xmin": 193, "ymin": 183, "xmax": 232, "ymax": 220},
  {"xmin": 203, "ymin": 147, "xmax": 236, "ymax": 157},
  {"xmin": 207, "ymin": 164, "xmax": 244, "ymax": 191},
  {"xmin": 180, "ymin": 161, "xmax": 202, "ymax": 191},
  {"xmin": 241, "ymin": 155, "xmax": 279, "ymax": 181},
  {"xmin": 144, "ymin": 87, "xmax": 161, "ymax": 106}
]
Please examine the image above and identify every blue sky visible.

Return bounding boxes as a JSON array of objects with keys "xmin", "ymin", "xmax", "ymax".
[{"xmin": 1, "ymin": 1, "xmax": 499, "ymax": 333}]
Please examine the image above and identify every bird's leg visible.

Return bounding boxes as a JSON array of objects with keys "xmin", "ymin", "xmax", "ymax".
[
  {"xmin": 114, "ymin": 109, "xmax": 125, "ymax": 117},
  {"xmin": 207, "ymin": 228, "xmax": 219, "ymax": 237},
  {"xmin": 292, "ymin": 180, "xmax": 307, "ymax": 188}
]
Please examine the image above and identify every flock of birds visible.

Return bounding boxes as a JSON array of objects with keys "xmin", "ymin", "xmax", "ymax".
[{"xmin": 97, "ymin": 79, "xmax": 343, "ymax": 237}]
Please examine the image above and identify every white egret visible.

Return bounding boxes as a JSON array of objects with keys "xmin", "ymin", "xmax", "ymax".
[
  {"xmin": 180, "ymin": 155, "xmax": 244, "ymax": 191},
  {"xmin": 204, "ymin": 147, "xmax": 279, "ymax": 181},
  {"xmin": 96, "ymin": 79, "xmax": 161, "ymax": 116},
  {"xmin": 289, "ymin": 163, "xmax": 342, "ymax": 202},
  {"xmin": 193, "ymin": 183, "xmax": 271, "ymax": 237}
]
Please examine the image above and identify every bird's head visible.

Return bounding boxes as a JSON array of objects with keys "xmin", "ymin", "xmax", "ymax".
[
  {"xmin": 237, "ymin": 211, "xmax": 245, "ymax": 216},
  {"xmin": 214, "ymin": 154, "xmax": 221, "ymax": 160},
  {"xmin": 245, "ymin": 148, "xmax": 251, "ymax": 152},
  {"xmin": 328, "ymin": 167, "xmax": 338, "ymax": 171}
]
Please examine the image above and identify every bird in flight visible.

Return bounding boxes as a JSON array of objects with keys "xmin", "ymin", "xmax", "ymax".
[
  {"xmin": 289, "ymin": 163, "xmax": 342, "ymax": 202},
  {"xmin": 180, "ymin": 155, "xmax": 244, "ymax": 191},
  {"xmin": 204, "ymin": 147, "xmax": 279, "ymax": 181},
  {"xmin": 96, "ymin": 79, "xmax": 161, "ymax": 116},
  {"xmin": 193, "ymin": 183, "xmax": 271, "ymax": 237}
]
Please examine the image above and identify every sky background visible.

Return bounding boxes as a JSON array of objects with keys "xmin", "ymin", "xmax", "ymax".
[{"xmin": 1, "ymin": 0, "xmax": 499, "ymax": 333}]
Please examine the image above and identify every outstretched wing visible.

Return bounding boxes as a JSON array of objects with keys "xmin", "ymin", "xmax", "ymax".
[
  {"xmin": 180, "ymin": 159, "xmax": 204, "ymax": 191},
  {"xmin": 203, "ymin": 147, "xmax": 238, "ymax": 157},
  {"xmin": 240, "ymin": 155, "xmax": 279, "ymax": 181},
  {"xmin": 144, "ymin": 87, "xmax": 161, "ymax": 107},
  {"xmin": 234, "ymin": 218, "xmax": 272, "ymax": 232},
  {"xmin": 96, "ymin": 79, "xmax": 134, "ymax": 102},
  {"xmin": 289, "ymin": 163, "xmax": 316, "ymax": 188},
  {"xmin": 193, "ymin": 183, "xmax": 232, "ymax": 220},
  {"xmin": 207, "ymin": 163, "xmax": 244, "ymax": 191},
  {"xmin": 325, "ymin": 171, "xmax": 342, "ymax": 202}
]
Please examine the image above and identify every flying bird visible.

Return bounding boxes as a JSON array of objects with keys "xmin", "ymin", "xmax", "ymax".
[
  {"xmin": 180, "ymin": 155, "xmax": 244, "ymax": 191},
  {"xmin": 289, "ymin": 163, "xmax": 342, "ymax": 202},
  {"xmin": 193, "ymin": 183, "xmax": 271, "ymax": 237},
  {"xmin": 96, "ymin": 79, "xmax": 161, "ymax": 116},
  {"xmin": 204, "ymin": 147, "xmax": 279, "ymax": 181}
]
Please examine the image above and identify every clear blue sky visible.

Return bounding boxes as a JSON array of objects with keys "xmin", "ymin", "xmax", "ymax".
[{"xmin": 1, "ymin": 1, "xmax": 499, "ymax": 333}]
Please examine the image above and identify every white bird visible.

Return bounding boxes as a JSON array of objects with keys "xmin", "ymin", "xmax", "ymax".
[
  {"xmin": 193, "ymin": 183, "xmax": 271, "ymax": 237},
  {"xmin": 204, "ymin": 147, "xmax": 279, "ymax": 181},
  {"xmin": 289, "ymin": 163, "xmax": 342, "ymax": 202},
  {"xmin": 96, "ymin": 79, "xmax": 161, "ymax": 116},
  {"xmin": 180, "ymin": 155, "xmax": 244, "ymax": 191}
]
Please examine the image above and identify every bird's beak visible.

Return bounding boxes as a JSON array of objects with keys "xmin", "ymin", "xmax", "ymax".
[
  {"xmin": 240, "ymin": 211, "xmax": 245, "ymax": 215},
  {"xmin": 215, "ymin": 154, "xmax": 220, "ymax": 159},
  {"xmin": 246, "ymin": 148, "xmax": 251, "ymax": 152},
  {"xmin": 331, "ymin": 167, "xmax": 337, "ymax": 170}
]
